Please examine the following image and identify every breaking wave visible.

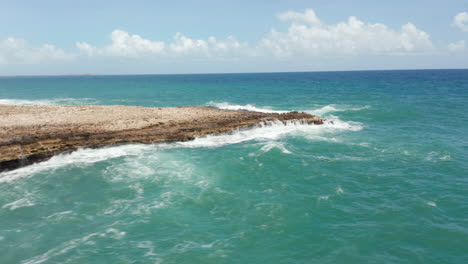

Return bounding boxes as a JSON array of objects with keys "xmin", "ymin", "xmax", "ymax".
[
  {"xmin": 0, "ymin": 98, "xmax": 100, "ymax": 105},
  {"xmin": 0, "ymin": 102, "xmax": 364, "ymax": 183},
  {"xmin": 208, "ymin": 101, "xmax": 288, "ymax": 113},
  {"xmin": 209, "ymin": 102, "xmax": 370, "ymax": 116},
  {"xmin": 305, "ymin": 105, "xmax": 371, "ymax": 116},
  {"xmin": 0, "ymin": 144, "xmax": 159, "ymax": 183},
  {"xmin": 178, "ymin": 118, "xmax": 361, "ymax": 148}
]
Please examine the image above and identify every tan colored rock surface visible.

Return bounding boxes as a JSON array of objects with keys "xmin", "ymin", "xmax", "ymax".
[{"xmin": 0, "ymin": 104, "xmax": 323, "ymax": 172}]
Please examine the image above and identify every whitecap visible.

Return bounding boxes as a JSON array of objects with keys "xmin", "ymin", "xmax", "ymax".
[
  {"xmin": 425, "ymin": 151, "xmax": 452, "ymax": 161},
  {"xmin": 172, "ymin": 240, "xmax": 216, "ymax": 253},
  {"xmin": 2, "ymin": 197, "xmax": 35, "ymax": 210},
  {"xmin": 105, "ymin": 228, "xmax": 126, "ymax": 240},
  {"xmin": 440, "ymin": 155, "xmax": 451, "ymax": 160},
  {"xmin": 258, "ymin": 142, "xmax": 292, "ymax": 155},
  {"xmin": 336, "ymin": 187, "xmax": 344, "ymax": 194},
  {"xmin": 305, "ymin": 104, "xmax": 371, "ymax": 116},
  {"xmin": 312, "ymin": 154, "xmax": 366, "ymax": 161},
  {"xmin": 350, "ymin": 142, "xmax": 371, "ymax": 147},
  {"xmin": 45, "ymin": 210, "xmax": 74, "ymax": 220}
]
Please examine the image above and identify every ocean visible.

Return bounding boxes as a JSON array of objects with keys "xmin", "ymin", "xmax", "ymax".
[{"xmin": 0, "ymin": 70, "xmax": 467, "ymax": 263}]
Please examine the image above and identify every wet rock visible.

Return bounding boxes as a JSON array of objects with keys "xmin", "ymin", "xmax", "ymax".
[{"xmin": 0, "ymin": 105, "xmax": 324, "ymax": 172}]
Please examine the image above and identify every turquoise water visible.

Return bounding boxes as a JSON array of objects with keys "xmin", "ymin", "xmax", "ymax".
[{"xmin": 0, "ymin": 70, "xmax": 467, "ymax": 263}]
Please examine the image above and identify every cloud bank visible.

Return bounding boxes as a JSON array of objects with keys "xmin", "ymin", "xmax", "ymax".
[
  {"xmin": 0, "ymin": 38, "xmax": 72, "ymax": 65},
  {"xmin": 75, "ymin": 9, "xmax": 433, "ymax": 59},
  {"xmin": 0, "ymin": 8, "xmax": 466, "ymax": 70},
  {"xmin": 259, "ymin": 9, "xmax": 433, "ymax": 57},
  {"xmin": 76, "ymin": 30, "xmax": 247, "ymax": 59}
]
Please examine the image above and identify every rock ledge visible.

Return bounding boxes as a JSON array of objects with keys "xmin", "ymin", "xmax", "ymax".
[{"xmin": 0, "ymin": 105, "xmax": 323, "ymax": 172}]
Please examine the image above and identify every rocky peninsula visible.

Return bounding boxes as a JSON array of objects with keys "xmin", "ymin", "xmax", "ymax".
[{"xmin": 0, "ymin": 104, "xmax": 323, "ymax": 172}]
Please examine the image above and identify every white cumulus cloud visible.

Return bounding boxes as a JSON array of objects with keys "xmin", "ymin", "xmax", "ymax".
[
  {"xmin": 277, "ymin": 8, "xmax": 321, "ymax": 25},
  {"xmin": 0, "ymin": 37, "xmax": 73, "ymax": 64},
  {"xmin": 79, "ymin": 10, "xmax": 433, "ymax": 61},
  {"xmin": 454, "ymin": 12, "xmax": 468, "ymax": 32},
  {"xmin": 77, "ymin": 30, "xmax": 165, "ymax": 57},
  {"xmin": 448, "ymin": 40, "xmax": 465, "ymax": 52},
  {"xmin": 258, "ymin": 9, "xmax": 434, "ymax": 57},
  {"xmin": 169, "ymin": 33, "xmax": 209, "ymax": 55},
  {"xmin": 77, "ymin": 30, "xmax": 246, "ymax": 58}
]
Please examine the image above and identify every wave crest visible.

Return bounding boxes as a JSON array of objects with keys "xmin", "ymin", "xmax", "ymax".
[
  {"xmin": 209, "ymin": 102, "xmax": 370, "ymax": 116},
  {"xmin": 0, "ymin": 98, "xmax": 99, "ymax": 105},
  {"xmin": 306, "ymin": 105, "xmax": 371, "ymax": 116},
  {"xmin": 208, "ymin": 101, "xmax": 287, "ymax": 113}
]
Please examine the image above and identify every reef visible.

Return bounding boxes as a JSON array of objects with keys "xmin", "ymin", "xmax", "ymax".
[{"xmin": 0, "ymin": 105, "xmax": 323, "ymax": 172}]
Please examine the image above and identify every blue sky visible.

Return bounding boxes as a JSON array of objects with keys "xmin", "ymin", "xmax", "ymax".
[{"xmin": 0, "ymin": 0, "xmax": 467, "ymax": 75}]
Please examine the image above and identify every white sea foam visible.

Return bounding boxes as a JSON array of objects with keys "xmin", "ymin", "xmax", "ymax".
[
  {"xmin": 210, "ymin": 102, "xmax": 370, "ymax": 116},
  {"xmin": 105, "ymin": 228, "xmax": 126, "ymax": 239},
  {"xmin": 22, "ymin": 228, "xmax": 126, "ymax": 264},
  {"xmin": 425, "ymin": 151, "xmax": 452, "ymax": 161},
  {"xmin": 138, "ymin": 241, "xmax": 158, "ymax": 257},
  {"xmin": 46, "ymin": 210, "xmax": 74, "ymax": 220},
  {"xmin": 1, "ymin": 119, "xmax": 361, "ymax": 183},
  {"xmin": 259, "ymin": 142, "xmax": 292, "ymax": 154},
  {"xmin": 2, "ymin": 197, "xmax": 35, "ymax": 210},
  {"xmin": 306, "ymin": 104, "xmax": 371, "ymax": 116},
  {"xmin": 179, "ymin": 118, "xmax": 361, "ymax": 148},
  {"xmin": 0, "ymin": 144, "xmax": 158, "ymax": 183},
  {"xmin": 312, "ymin": 154, "xmax": 367, "ymax": 161},
  {"xmin": 0, "ymin": 103, "xmax": 363, "ymax": 183},
  {"xmin": 172, "ymin": 240, "xmax": 216, "ymax": 253},
  {"xmin": 336, "ymin": 187, "xmax": 344, "ymax": 194},
  {"xmin": 0, "ymin": 98, "xmax": 99, "ymax": 105},
  {"xmin": 208, "ymin": 101, "xmax": 288, "ymax": 113},
  {"xmin": 22, "ymin": 232, "xmax": 101, "ymax": 264}
]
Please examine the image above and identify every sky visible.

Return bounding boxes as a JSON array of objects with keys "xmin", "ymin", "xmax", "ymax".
[{"xmin": 0, "ymin": 0, "xmax": 467, "ymax": 75}]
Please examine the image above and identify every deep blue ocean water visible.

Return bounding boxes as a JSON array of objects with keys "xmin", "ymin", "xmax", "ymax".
[{"xmin": 0, "ymin": 70, "xmax": 467, "ymax": 263}]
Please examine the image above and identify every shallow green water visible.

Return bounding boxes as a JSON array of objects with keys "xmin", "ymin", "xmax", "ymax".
[{"xmin": 1, "ymin": 70, "xmax": 467, "ymax": 263}]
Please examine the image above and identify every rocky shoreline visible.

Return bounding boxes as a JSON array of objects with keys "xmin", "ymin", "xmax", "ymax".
[{"xmin": 0, "ymin": 105, "xmax": 323, "ymax": 172}]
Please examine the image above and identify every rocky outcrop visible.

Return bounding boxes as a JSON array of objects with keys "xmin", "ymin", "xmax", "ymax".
[{"xmin": 0, "ymin": 105, "xmax": 323, "ymax": 172}]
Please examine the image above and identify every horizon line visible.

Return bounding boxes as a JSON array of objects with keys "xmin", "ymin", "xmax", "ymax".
[{"xmin": 1, "ymin": 68, "xmax": 467, "ymax": 77}]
